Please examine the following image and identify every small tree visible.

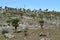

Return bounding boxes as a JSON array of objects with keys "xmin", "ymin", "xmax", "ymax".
[
  {"xmin": 30, "ymin": 13, "xmax": 36, "ymax": 19},
  {"xmin": 20, "ymin": 12, "xmax": 23, "ymax": 18},
  {"xmin": 6, "ymin": 19, "xmax": 11, "ymax": 26},
  {"xmin": 39, "ymin": 20, "xmax": 44, "ymax": 29},
  {"xmin": 11, "ymin": 18, "xmax": 19, "ymax": 32}
]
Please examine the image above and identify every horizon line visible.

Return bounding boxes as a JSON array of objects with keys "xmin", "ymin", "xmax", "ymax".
[{"xmin": 0, "ymin": 6, "xmax": 60, "ymax": 12}]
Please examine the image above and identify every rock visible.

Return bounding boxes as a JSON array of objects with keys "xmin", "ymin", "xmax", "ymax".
[
  {"xmin": 41, "ymin": 37, "xmax": 50, "ymax": 40},
  {"xmin": 39, "ymin": 32, "xmax": 50, "ymax": 37},
  {"xmin": 4, "ymin": 33, "xmax": 15, "ymax": 39},
  {"xmin": 39, "ymin": 32, "xmax": 47, "ymax": 37},
  {"xmin": 19, "ymin": 24, "xmax": 27, "ymax": 30}
]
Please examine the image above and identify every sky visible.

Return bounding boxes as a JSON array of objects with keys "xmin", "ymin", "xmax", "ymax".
[{"xmin": 0, "ymin": 0, "xmax": 60, "ymax": 11}]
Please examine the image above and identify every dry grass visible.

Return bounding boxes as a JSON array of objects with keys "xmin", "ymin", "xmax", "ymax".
[{"xmin": 0, "ymin": 28, "xmax": 60, "ymax": 40}]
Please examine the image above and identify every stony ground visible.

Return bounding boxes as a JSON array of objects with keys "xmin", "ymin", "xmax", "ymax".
[{"xmin": 0, "ymin": 28, "xmax": 60, "ymax": 40}]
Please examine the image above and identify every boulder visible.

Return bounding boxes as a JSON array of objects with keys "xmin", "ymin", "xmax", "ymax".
[
  {"xmin": 39, "ymin": 32, "xmax": 47, "ymax": 37},
  {"xmin": 4, "ymin": 33, "xmax": 15, "ymax": 39},
  {"xmin": 41, "ymin": 37, "xmax": 50, "ymax": 40},
  {"xmin": 39, "ymin": 32, "xmax": 49, "ymax": 37}
]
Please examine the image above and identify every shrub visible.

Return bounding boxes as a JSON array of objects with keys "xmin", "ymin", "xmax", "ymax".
[{"xmin": 2, "ymin": 29, "xmax": 9, "ymax": 34}]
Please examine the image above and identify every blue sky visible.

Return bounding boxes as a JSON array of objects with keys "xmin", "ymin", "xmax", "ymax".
[{"xmin": 0, "ymin": 0, "xmax": 60, "ymax": 11}]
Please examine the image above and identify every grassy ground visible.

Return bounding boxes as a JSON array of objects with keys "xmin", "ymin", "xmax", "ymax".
[{"xmin": 0, "ymin": 28, "xmax": 60, "ymax": 40}]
